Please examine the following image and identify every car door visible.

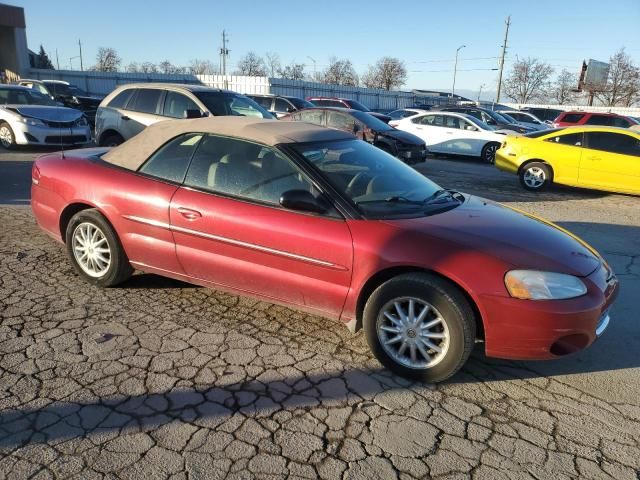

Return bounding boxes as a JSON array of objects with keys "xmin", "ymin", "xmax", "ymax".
[
  {"xmin": 404, "ymin": 114, "xmax": 447, "ymax": 152},
  {"xmin": 120, "ymin": 88, "xmax": 165, "ymax": 140},
  {"xmin": 539, "ymin": 132, "xmax": 583, "ymax": 186},
  {"xmin": 447, "ymin": 117, "xmax": 488, "ymax": 156},
  {"xmin": 580, "ymin": 131, "xmax": 640, "ymax": 193},
  {"xmin": 169, "ymin": 134, "xmax": 354, "ymax": 317},
  {"xmin": 109, "ymin": 132, "xmax": 205, "ymax": 274}
]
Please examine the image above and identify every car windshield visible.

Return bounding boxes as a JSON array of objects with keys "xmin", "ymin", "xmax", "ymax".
[
  {"xmin": 194, "ymin": 92, "xmax": 274, "ymax": 119},
  {"xmin": 0, "ymin": 88, "xmax": 57, "ymax": 106},
  {"xmin": 288, "ymin": 97, "xmax": 314, "ymax": 109},
  {"xmin": 462, "ymin": 114, "xmax": 493, "ymax": 130},
  {"xmin": 47, "ymin": 83, "xmax": 74, "ymax": 96},
  {"xmin": 346, "ymin": 99, "xmax": 370, "ymax": 112},
  {"xmin": 351, "ymin": 111, "xmax": 394, "ymax": 131},
  {"xmin": 67, "ymin": 85, "xmax": 89, "ymax": 96},
  {"xmin": 499, "ymin": 112, "xmax": 518, "ymax": 123},
  {"xmin": 291, "ymin": 139, "xmax": 461, "ymax": 219},
  {"xmin": 487, "ymin": 110, "xmax": 511, "ymax": 124}
]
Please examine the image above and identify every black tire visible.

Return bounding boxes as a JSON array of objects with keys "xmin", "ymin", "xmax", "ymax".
[
  {"xmin": 363, "ymin": 273, "xmax": 476, "ymax": 383},
  {"xmin": 481, "ymin": 142, "xmax": 500, "ymax": 164},
  {"xmin": 519, "ymin": 162, "xmax": 551, "ymax": 191},
  {"xmin": 65, "ymin": 209, "xmax": 133, "ymax": 287},
  {"xmin": 0, "ymin": 122, "xmax": 16, "ymax": 150},
  {"xmin": 100, "ymin": 133, "xmax": 124, "ymax": 147}
]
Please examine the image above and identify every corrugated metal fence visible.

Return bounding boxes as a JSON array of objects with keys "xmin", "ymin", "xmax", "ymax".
[
  {"xmin": 28, "ymin": 69, "xmax": 419, "ymax": 110},
  {"xmin": 27, "ymin": 69, "xmax": 640, "ymax": 115}
]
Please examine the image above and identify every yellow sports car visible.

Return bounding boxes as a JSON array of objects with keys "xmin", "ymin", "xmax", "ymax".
[{"xmin": 495, "ymin": 126, "xmax": 640, "ymax": 195}]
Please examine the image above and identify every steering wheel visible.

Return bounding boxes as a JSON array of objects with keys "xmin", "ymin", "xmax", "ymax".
[{"xmin": 346, "ymin": 172, "xmax": 372, "ymax": 197}]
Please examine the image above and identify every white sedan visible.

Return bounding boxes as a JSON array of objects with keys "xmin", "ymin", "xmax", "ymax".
[
  {"xmin": 0, "ymin": 85, "xmax": 91, "ymax": 150},
  {"xmin": 393, "ymin": 111, "xmax": 514, "ymax": 163},
  {"xmin": 387, "ymin": 108, "xmax": 429, "ymax": 126}
]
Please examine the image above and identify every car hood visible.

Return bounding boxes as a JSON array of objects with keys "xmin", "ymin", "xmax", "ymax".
[
  {"xmin": 6, "ymin": 105, "xmax": 84, "ymax": 122},
  {"xmin": 385, "ymin": 195, "xmax": 601, "ymax": 277},
  {"xmin": 381, "ymin": 128, "xmax": 425, "ymax": 146},
  {"xmin": 369, "ymin": 112, "xmax": 392, "ymax": 123}
]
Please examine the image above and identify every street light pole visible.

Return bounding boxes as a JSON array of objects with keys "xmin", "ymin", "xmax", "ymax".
[
  {"xmin": 307, "ymin": 56, "xmax": 316, "ymax": 81},
  {"xmin": 452, "ymin": 45, "xmax": 466, "ymax": 99},
  {"xmin": 477, "ymin": 84, "xmax": 485, "ymax": 102}
]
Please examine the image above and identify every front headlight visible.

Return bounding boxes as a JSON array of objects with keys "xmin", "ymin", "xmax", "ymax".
[
  {"xmin": 75, "ymin": 116, "xmax": 88, "ymax": 126},
  {"xmin": 504, "ymin": 270, "xmax": 587, "ymax": 300},
  {"xmin": 17, "ymin": 116, "xmax": 45, "ymax": 127}
]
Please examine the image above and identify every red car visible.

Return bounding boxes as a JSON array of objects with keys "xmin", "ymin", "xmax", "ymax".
[
  {"xmin": 552, "ymin": 111, "xmax": 638, "ymax": 129},
  {"xmin": 31, "ymin": 117, "xmax": 618, "ymax": 382}
]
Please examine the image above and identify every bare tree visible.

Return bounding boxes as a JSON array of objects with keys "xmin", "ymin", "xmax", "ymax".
[
  {"xmin": 278, "ymin": 62, "xmax": 306, "ymax": 80},
  {"xmin": 93, "ymin": 47, "xmax": 121, "ymax": 72},
  {"xmin": 139, "ymin": 62, "xmax": 158, "ymax": 74},
  {"xmin": 235, "ymin": 52, "xmax": 267, "ymax": 76},
  {"xmin": 549, "ymin": 69, "xmax": 577, "ymax": 105},
  {"xmin": 158, "ymin": 60, "xmax": 178, "ymax": 74},
  {"xmin": 125, "ymin": 62, "xmax": 139, "ymax": 73},
  {"xmin": 362, "ymin": 57, "xmax": 407, "ymax": 90},
  {"xmin": 189, "ymin": 59, "xmax": 217, "ymax": 75},
  {"xmin": 503, "ymin": 57, "xmax": 554, "ymax": 103},
  {"xmin": 595, "ymin": 48, "xmax": 640, "ymax": 107},
  {"xmin": 265, "ymin": 52, "xmax": 281, "ymax": 77},
  {"xmin": 322, "ymin": 58, "xmax": 358, "ymax": 86}
]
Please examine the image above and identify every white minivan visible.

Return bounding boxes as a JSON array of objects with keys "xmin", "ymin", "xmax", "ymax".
[
  {"xmin": 393, "ymin": 111, "xmax": 515, "ymax": 163},
  {"xmin": 95, "ymin": 83, "xmax": 274, "ymax": 146}
]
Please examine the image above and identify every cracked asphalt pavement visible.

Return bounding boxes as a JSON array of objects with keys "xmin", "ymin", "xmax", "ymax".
[{"xmin": 1, "ymin": 150, "xmax": 639, "ymax": 479}]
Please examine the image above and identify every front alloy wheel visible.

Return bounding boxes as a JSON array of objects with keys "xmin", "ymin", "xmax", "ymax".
[
  {"xmin": 364, "ymin": 273, "xmax": 476, "ymax": 382},
  {"xmin": 72, "ymin": 222, "xmax": 112, "ymax": 278},
  {"xmin": 377, "ymin": 297, "xmax": 450, "ymax": 369},
  {"xmin": 0, "ymin": 123, "xmax": 15, "ymax": 149}
]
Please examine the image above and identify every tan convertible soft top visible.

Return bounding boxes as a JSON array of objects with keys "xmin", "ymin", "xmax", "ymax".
[{"xmin": 102, "ymin": 117, "xmax": 354, "ymax": 170}]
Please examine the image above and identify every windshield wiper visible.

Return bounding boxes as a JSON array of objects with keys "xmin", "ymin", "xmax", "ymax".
[
  {"xmin": 357, "ymin": 196, "xmax": 425, "ymax": 206},
  {"xmin": 423, "ymin": 189, "xmax": 464, "ymax": 205}
]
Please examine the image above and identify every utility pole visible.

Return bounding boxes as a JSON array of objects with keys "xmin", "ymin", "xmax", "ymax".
[
  {"xmin": 55, "ymin": 49, "xmax": 60, "ymax": 70},
  {"xmin": 78, "ymin": 39, "xmax": 84, "ymax": 71},
  {"xmin": 219, "ymin": 30, "xmax": 229, "ymax": 75},
  {"xmin": 477, "ymin": 84, "xmax": 485, "ymax": 102},
  {"xmin": 495, "ymin": 15, "xmax": 511, "ymax": 103}
]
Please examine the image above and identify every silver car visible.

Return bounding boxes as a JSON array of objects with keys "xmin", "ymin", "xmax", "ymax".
[
  {"xmin": 95, "ymin": 83, "xmax": 274, "ymax": 146},
  {"xmin": 0, "ymin": 85, "xmax": 91, "ymax": 150}
]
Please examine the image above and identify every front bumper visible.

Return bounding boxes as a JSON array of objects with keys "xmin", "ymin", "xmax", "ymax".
[
  {"xmin": 481, "ymin": 263, "xmax": 619, "ymax": 360},
  {"xmin": 494, "ymin": 149, "xmax": 520, "ymax": 174},
  {"xmin": 398, "ymin": 147, "xmax": 428, "ymax": 163},
  {"xmin": 12, "ymin": 121, "xmax": 92, "ymax": 146}
]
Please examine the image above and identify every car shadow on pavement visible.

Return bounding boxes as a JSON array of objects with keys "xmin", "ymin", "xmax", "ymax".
[{"xmin": 121, "ymin": 273, "xmax": 198, "ymax": 289}]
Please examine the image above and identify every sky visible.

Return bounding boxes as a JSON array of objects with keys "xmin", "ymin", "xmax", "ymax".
[{"xmin": 14, "ymin": 0, "xmax": 640, "ymax": 97}]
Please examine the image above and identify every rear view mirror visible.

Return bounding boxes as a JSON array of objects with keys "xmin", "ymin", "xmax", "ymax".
[
  {"xmin": 185, "ymin": 109, "xmax": 203, "ymax": 119},
  {"xmin": 280, "ymin": 189, "xmax": 329, "ymax": 214}
]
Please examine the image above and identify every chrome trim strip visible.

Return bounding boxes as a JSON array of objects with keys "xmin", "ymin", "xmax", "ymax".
[
  {"xmin": 122, "ymin": 215, "xmax": 341, "ymax": 269},
  {"xmin": 595, "ymin": 312, "xmax": 610, "ymax": 337}
]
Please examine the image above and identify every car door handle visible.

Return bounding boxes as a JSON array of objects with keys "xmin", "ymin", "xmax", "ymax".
[
  {"xmin": 121, "ymin": 115, "xmax": 130, "ymax": 121},
  {"xmin": 177, "ymin": 207, "xmax": 202, "ymax": 220}
]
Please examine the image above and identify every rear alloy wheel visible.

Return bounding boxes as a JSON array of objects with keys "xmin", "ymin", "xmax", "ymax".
[
  {"xmin": 65, "ymin": 209, "xmax": 133, "ymax": 287},
  {"xmin": 481, "ymin": 142, "xmax": 500, "ymax": 164},
  {"xmin": 520, "ymin": 162, "xmax": 551, "ymax": 191},
  {"xmin": 364, "ymin": 273, "xmax": 476, "ymax": 382},
  {"xmin": 0, "ymin": 122, "xmax": 16, "ymax": 150}
]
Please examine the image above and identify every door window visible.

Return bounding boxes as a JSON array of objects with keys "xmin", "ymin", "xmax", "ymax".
[
  {"xmin": 612, "ymin": 117, "xmax": 631, "ymax": 128},
  {"xmin": 585, "ymin": 132, "xmax": 640, "ymax": 156},
  {"xmin": 560, "ymin": 113, "xmax": 585, "ymax": 123},
  {"xmin": 327, "ymin": 111, "xmax": 356, "ymax": 131},
  {"xmin": 252, "ymin": 96, "xmax": 273, "ymax": 110},
  {"xmin": 274, "ymin": 98, "xmax": 291, "ymax": 113},
  {"xmin": 545, "ymin": 132, "xmax": 583, "ymax": 146},
  {"xmin": 585, "ymin": 115, "xmax": 613, "ymax": 126},
  {"xmin": 108, "ymin": 89, "xmax": 134, "ymax": 109},
  {"xmin": 443, "ymin": 116, "xmax": 462, "ymax": 129},
  {"xmin": 183, "ymin": 135, "xmax": 318, "ymax": 206},
  {"xmin": 299, "ymin": 110, "xmax": 324, "ymax": 125},
  {"xmin": 138, "ymin": 133, "xmax": 204, "ymax": 182},
  {"xmin": 129, "ymin": 88, "xmax": 163, "ymax": 114},
  {"xmin": 415, "ymin": 114, "xmax": 443, "ymax": 126},
  {"xmin": 163, "ymin": 91, "xmax": 201, "ymax": 118}
]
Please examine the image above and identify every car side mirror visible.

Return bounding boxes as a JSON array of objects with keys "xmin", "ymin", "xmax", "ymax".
[
  {"xmin": 352, "ymin": 123, "xmax": 361, "ymax": 134},
  {"xmin": 280, "ymin": 189, "xmax": 328, "ymax": 214},
  {"xmin": 487, "ymin": 119, "xmax": 497, "ymax": 125},
  {"xmin": 185, "ymin": 109, "xmax": 203, "ymax": 119},
  {"xmin": 286, "ymin": 107, "xmax": 295, "ymax": 113},
  {"xmin": 465, "ymin": 125, "xmax": 477, "ymax": 131}
]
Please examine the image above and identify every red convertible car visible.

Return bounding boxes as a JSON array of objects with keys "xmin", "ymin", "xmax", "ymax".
[{"xmin": 31, "ymin": 117, "xmax": 618, "ymax": 382}]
